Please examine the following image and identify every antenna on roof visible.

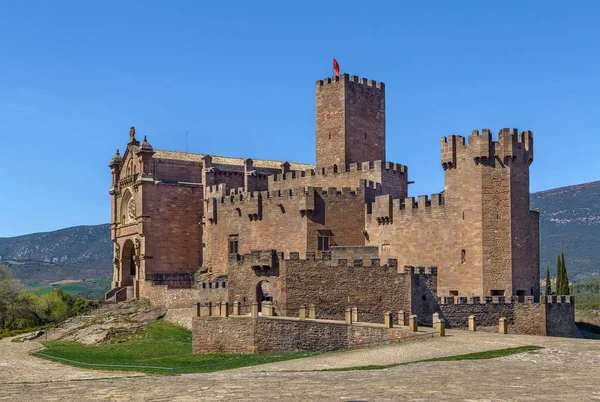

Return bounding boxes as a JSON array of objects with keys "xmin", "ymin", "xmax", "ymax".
[{"xmin": 186, "ymin": 129, "xmax": 188, "ymax": 152}]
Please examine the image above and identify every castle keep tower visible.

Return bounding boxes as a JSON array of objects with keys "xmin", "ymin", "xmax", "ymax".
[
  {"xmin": 316, "ymin": 73, "xmax": 385, "ymax": 167},
  {"xmin": 441, "ymin": 128, "xmax": 538, "ymax": 297}
]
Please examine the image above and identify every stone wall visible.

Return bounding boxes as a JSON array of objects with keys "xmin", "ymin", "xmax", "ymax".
[
  {"xmin": 546, "ymin": 302, "xmax": 576, "ymax": 337},
  {"xmin": 315, "ymin": 74, "xmax": 385, "ymax": 168},
  {"xmin": 164, "ymin": 307, "xmax": 193, "ymax": 330},
  {"xmin": 226, "ymin": 252, "xmax": 437, "ymax": 324},
  {"xmin": 141, "ymin": 183, "xmax": 204, "ymax": 275},
  {"xmin": 267, "ymin": 161, "xmax": 408, "ymax": 199},
  {"xmin": 192, "ymin": 315, "xmax": 420, "ymax": 354},
  {"xmin": 366, "ymin": 128, "xmax": 538, "ymax": 298},
  {"xmin": 204, "ymin": 186, "xmax": 369, "ymax": 276},
  {"xmin": 140, "ymin": 282, "xmax": 202, "ymax": 309},
  {"xmin": 192, "ymin": 316, "xmax": 256, "ymax": 353},
  {"xmin": 437, "ymin": 296, "xmax": 575, "ymax": 337}
]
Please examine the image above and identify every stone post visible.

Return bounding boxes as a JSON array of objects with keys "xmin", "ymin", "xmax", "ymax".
[
  {"xmin": 262, "ymin": 301, "xmax": 273, "ymax": 317},
  {"xmin": 409, "ymin": 315, "xmax": 418, "ymax": 332},
  {"xmin": 299, "ymin": 307, "xmax": 306, "ymax": 320},
  {"xmin": 352, "ymin": 307, "xmax": 358, "ymax": 323},
  {"xmin": 384, "ymin": 312, "xmax": 393, "ymax": 328},
  {"xmin": 233, "ymin": 301, "xmax": 240, "ymax": 316},
  {"xmin": 499, "ymin": 317, "xmax": 507, "ymax": 334},
  {"xmin": 437, "ymin": 318, "xmax": 446, "ymax": 337},
  {"xmin": 251, "ymin": 302, "xmax": 259, "ymax": 318},
  {"xmin": 432, "ymin": 312, "xmax": 439, "ymax": 324},
  {"xmin": 220, "ymin": 302, "xmax": 229, "ymax": 317},
  {"xmin": 468, "ymin": 315, "xmax": 476, "ymax": 331},
  {"xmin": 398, "ymin": 310, "xmax": 406, "ymax": 326},
  {"xmin": 345, "ymin": 307, "xmax": 353, "ymax": 325},
  {"xmin": 308, "ymin": 304, "xmax": 316, "ymax": 319}
]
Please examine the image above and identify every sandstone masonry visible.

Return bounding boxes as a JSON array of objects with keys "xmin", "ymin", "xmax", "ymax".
[{"xmin": 106, "ymin": 71, "xmax": 573, "ymax": 344}]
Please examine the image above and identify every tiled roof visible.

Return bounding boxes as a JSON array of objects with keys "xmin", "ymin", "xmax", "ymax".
[{"xmin": 153, "ymin": 150, "xmax": 313, "ymax": 171}]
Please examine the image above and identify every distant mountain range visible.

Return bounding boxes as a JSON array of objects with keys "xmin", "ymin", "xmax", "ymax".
[
  {"xmin": 531, "ymin": 180, "xmax": 600, "ymax": 282},
  {"xmin": 1, "ymin": 180, "xmax": 599, "ymax": 285},
  {"xmin": 0, "ymin": 225, "xmax": 112, "ymax": 285}
]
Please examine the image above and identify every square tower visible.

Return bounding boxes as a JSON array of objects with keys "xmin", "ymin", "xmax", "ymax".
[{"xmin": 316, "ymin": 73, "xmax": 386, "ymax": 168}]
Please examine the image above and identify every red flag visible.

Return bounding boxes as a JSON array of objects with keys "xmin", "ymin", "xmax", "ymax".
[{"xmin": 333, "ymin": 58, "xmax": 340, "ymax": 76}]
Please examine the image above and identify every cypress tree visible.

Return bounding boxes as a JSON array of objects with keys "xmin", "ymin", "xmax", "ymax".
[
  {"xmin": 561, "ymin": 252, "xmax": 570, "ymax": 295},
  {"xmin": 555, "ymin": 254, "xmax": 563, "ymax": 295},
  {"xmin": 545, "ymin": 265, "xmax": 552, "ymax": 296}
]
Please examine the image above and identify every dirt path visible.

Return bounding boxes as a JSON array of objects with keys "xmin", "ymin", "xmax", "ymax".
[
  {"xmin": 1, "ymin": 331, "xmax": 599, "ymax": 401},
  {"xmin": 0, "ymin": 338, "xmax": 144, "ymax": 384}
]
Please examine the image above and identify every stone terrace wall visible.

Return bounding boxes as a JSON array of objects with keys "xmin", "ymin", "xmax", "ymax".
[
  {"xmin": 438, "ymin": 296, "xmax": 575, "ymax": 337},
  {"xmin": 192, "ymin": 316, "xmax": 421, "ymax": 354}
]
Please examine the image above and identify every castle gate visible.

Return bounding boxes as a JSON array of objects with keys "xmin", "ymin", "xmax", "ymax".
[{"xmin": 256, "ymin": 280, "xmax": 272, "ymax": 311}]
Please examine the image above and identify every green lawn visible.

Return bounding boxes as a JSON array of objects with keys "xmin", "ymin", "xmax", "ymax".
[
  {"xmin": 34, "ymin": 320, "xmax": 316, "ymax": 375},
  {"xmin": 324, "ymin": 345, "xmax": 544, "ymax": 371},
  {"xmin": 23, "ymin": 279, "xmax": 111, "ymax": 298}
]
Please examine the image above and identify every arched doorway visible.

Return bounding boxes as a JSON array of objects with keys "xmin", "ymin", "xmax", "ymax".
[
  {"xmin": 121, "ymin": 240, "xmax": 136, "ymax": 286},
  {"xmin": 256, "ymin": 280, "xmax": 272, "ymax": 311}
]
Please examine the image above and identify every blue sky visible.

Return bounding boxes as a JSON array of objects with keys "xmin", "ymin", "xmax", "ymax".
[{"xmin": 1, "ymin": 0, "xmax": 599, "ymax": 237}]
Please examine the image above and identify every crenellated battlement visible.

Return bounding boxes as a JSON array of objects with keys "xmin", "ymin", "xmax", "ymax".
[
  {"xmin": 316, "ymin": 73, "xmax": 385, "ymax": 90},
  {"xmin": 209, "ymin": 185, "xmax": 368, "ymax": 204},
  {"xmin": 269, "ymin": 160, "xmax": 406, "ymax": 184},
  {"xmin": 239, "ymin": 249, "xmax": 437, "ymax": 275},
  {"xmin": 367, "ymin": 193, "xmax": 445, "ymax": 224},
  {"xmin": 438, "ymin": 295, "xmax": 574, "ymax": 305},
  {"xmin": 441, "ymin": 128, "xmax": 534, "ymax": 170}
]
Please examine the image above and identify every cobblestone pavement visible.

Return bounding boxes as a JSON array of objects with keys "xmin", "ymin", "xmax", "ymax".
[{"xmin": 1, "ymin": 330, "xmax": 599, "ymax": 401}]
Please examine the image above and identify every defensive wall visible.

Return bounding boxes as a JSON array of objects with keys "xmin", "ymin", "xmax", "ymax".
[
  {"xmin": 365, "ymin": 127, "xmax": 539, "ymax": 298},
  {"xmin": 268, "ymin": 160, "xmax": 408, "ymax": 199},
  {"xmin": 226, "ymin": 248, "xmax": 438, "ymax": 324},
  {"xmin": 203, "ymin": 185, "xmax": 373, "ymax": 276},
  {"xmin": 436, "ymin": 295, "xmax": 575, "ymax": 337}
]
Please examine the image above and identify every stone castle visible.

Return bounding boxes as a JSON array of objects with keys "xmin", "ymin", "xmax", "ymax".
[{"xmin": 106, "ymin": 72, "xmax": 573, "ymax": 344}]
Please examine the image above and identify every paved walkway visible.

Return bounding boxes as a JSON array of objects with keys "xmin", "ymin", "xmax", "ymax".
[{"xmin": 1, "ymin": 330, "xmax": 599, "ymax": 401}]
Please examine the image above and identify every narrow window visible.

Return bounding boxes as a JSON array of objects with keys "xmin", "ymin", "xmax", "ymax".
[
  {"xmin": 460, "ymin": 249, "xmax": 466, "ymax": 264},
  {"xmin": 215, "ymin": 282, "xmax": 219, "ymax": 289},
  {"xmin": 318, "ymin": 235, "xmax": 330, "ymax": 251},
  {"xmin": 228, "ymin": 235, "xmax": 239, "ymax": 255},
  {"xmin": 364, "ymin": 132, "xmax": 367, "ymax": 140}
]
